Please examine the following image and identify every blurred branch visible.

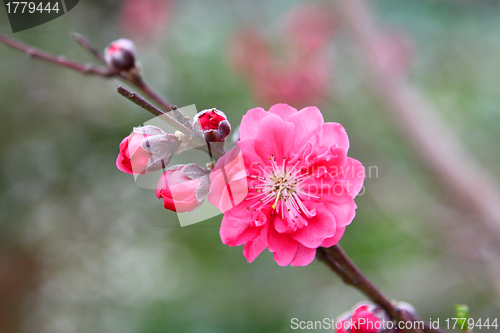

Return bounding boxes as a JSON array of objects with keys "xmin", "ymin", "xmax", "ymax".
[
  {"xmin": 339, "ymin": 0, "xmax": 500, "ymax": 236},
  {"xmin": 318, "ymin": 246, "xmax": 446, "ymax": 333},
  {"xmin": 0, "ymin": 32, "xmax": 226, "ymax": 161},
  {"xmin": 0, "ymin": 34, "xmax": 113, "ymax": 76},
  {"xmin": 134, "ymin": 79, "xmax": 174, "ymax": 114},
  {"xmin": 71, "ymin": 32, "xmax": 106, "ymax": 64},
  {"xmin": 0, "ymin": 33, "xmax": 174, "ymax": 113},
  {"xmin": 69, "ymin": 33, "xmax": 175, "ymax": 113}
]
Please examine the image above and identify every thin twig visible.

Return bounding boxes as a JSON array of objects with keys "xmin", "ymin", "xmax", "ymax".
[
  {"xmin": 0, "ymin": 34, "xmax": 113, "ymax": 76},
  {"xmin": 0, "ymin": 33, "xmax": 227, "ymax": 161},
  {"xmin": 117, "ymin": 86, "xmax": 226, "ymax": 161},
  {"xmin": 71, "ymin": 32, "xmax": 106, "ymax": 64},
  {"xmin": 317, "ymin": 246, "xmax": 446, "ymax": 333},
  {"xmin": 117, "ymin": 86, "xmax": 191, "ymax": 134},
  {"xmin": 0, "ymin": 33, "xmax": 174, "ymax": 113},
  {"xmin": 69, "ymin": 32, "xmax": 174, "ymax": 112},
  {"xmin": 134, "ymin": 79, "xmax": 174, "ymax": 112}
]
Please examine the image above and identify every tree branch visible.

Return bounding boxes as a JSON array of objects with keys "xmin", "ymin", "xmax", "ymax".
[
  {"xmin": 0, "ymin": 33, "xmax": 174, "ymax": 113},
  {"xmin": 117, "ymin": 86, "xmax": 226, "ymax": 161},
  {"xmin": 0, "ymin": 34, "xmax": 113, "ymax": 76},
  {"xmin": 71, "ymin": 32, "xmax": 106, "ymax": 64},
  {"xmin": 70, "ymin": 32, "xmax": 174, "ymax": 113},
  {"xmin": 317, "ymin": 245, "xmax": 446, "ymax": 333},
  {"xmin": 0, "ymin": 33, "xmax": 227, "ymax": 162},
  {"xmin": 117, "ymin": 86, "xmax": 190, "ymax": 133},
  {"xmin": 338, "ymin": 0, "xmax": 500, "ymax": 237}
]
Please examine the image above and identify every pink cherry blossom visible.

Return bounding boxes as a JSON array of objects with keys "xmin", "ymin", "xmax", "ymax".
[
  {"xmin": 209, "ymin": 104, "xmax": 365, "ymax": 266},
  {"xmin": 120, "ymin": 0, "xmax": 173, "ymax": 42},
  {"xmin": 284, "ymin": 3, "xmax": 338, "ymax": 54},
  {"xmin": 249, "ymin": 52, "xmax": 331, "ymax": 109},
  {"xmin": 228, "ymin": 3, "xmax": 337, "ymax": 109},
  {"xmin": 228, "ymin": 29, "xmax": 270, "ymax": 77}
]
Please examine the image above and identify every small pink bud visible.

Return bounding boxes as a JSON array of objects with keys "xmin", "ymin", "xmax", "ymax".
[
  {"xmin": 156, "ymin": 164, "xmax": 210, "ymax": 213},
  {"xmin": 116, "ymin": 126, "xmax": 180, "ymax": 175},
  {"xmin": 336, "ymin": 303, "xmax": 390, "ymax": 333},
  {"xmin": 104, "ymin": 38, "xmax": 137, "ymax": 72},
  {"xmin": 193, "ymin": 108, "xmax": 231, "ymax": 142}
]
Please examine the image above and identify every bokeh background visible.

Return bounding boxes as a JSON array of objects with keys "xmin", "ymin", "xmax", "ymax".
[{"xmin": 1, "ymin": 0, "xmax": 500, "ymax": 332}]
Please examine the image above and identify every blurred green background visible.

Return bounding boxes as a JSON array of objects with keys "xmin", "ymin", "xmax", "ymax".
[{"xmin": 1, "ymin": 0, "xmax": 500, "ymax": 332}]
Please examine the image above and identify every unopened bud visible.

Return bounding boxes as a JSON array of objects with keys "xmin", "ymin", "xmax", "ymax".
[
  {"xmin": 193, "ymin": 108, "xmax": 231, "ymax": 142},
  {"xmin": 116, "ymin": 126, "xmax": 180, "ymax": 175},
  {"xmin": 156, "ymin": 164, "xmax": 211, "ymax": 213},
  {"xmin": 336, "ymin": 302, "xmax": 391, "ymax": 333},
  {"xmin": 104, "ymin": 38, "xmax": 137, "ymax": 72}
]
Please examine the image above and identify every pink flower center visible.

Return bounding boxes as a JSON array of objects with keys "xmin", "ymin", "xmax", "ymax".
[{"xmin": 246, "ymin": 155, "xmax": 320, "ymax": 223}]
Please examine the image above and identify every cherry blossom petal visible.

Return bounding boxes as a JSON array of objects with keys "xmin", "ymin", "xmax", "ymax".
[
  {"xmin": 238, "ymin": 138, "xmax": 266, "ymax": 169},
  {"xmin": 274, "ymin": 214, "xmax": 299, "ymax": 234},
  {"xmin": 321, "ymin": 184, "xmax": 357, "ymax": 228},
  {"xmin": 321, "ymin": 122, "xmax": 350, "ymax": 151},
  {"xmin": 220, "ymin": 213, "xmax": 253, "ymax": 246},
  {"xmin": 321, "ymin": 227, "xmax": 345, "ymax": 247},
  {"xmin": 254, "ymin": 114, "xmax": 295, "ymax": 161},
  {"xmin": 336, "ymin": 157, "xmax": 366, "ymax": 198},
  {"xmin": 228, "ymin": 226, "xmax": 261, "ymax": 247},
  {"xmin": 243, "ymin": 225, "xmax": 268, "ymax": 263},
  {"xmin": 289, "ymin": 106, "xmax": 324, "ymax": 149},
  {"xmin": 268, "ymin": 221, "xmax": 299, "ymax": 266},
  {"xmin": 291, "ymin": 203, "xmax": 336, "ymax": 248},
  {"xmin": 268, "ymin": 103, "xmax": 298, "ymax": 121},
  {"xmin": 239, "ymin": 107, "xmax": 268, "ymax": 140},
  {"xmin": 290, "ymin": 244, "xmax": 317, "ymax": 266},
  {"xmin": 208, "ymin": 146, "xmax": 248, "ymax": 212}
]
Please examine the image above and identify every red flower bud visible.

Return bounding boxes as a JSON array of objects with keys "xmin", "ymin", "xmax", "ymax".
[
  {"xmin": 116, "ymin": 126, "xmax": 180, "ymax": 175},
  {"xmin": 336, "ymin": 303, "xmax": 389, "ymax": 333},
  {"xmin": 156, "ymin": 164, "xmax": 210, "ymax": 213},
  {"xmin": 104, "ymin": 38, "xmax": 137, "ymax": 72},
  {"xmin": 336, "ymin": 302, "xmax": 414, "ymax": 333},
  {"xmin": 193, "ymin": 108, "xmax": 231, "ymax": 142}
]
